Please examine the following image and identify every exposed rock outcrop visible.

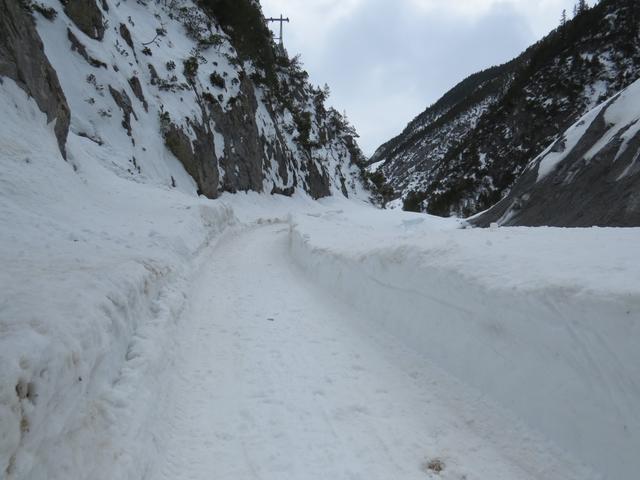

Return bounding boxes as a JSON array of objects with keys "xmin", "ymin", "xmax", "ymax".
[
  {"xmin": 305, "ymin": 159, "xmax": 331, "ymax": 199},
  {"xmin": 0, "ymin": 0, "xmax": 70, "ymax": 157},
  {"xmin": 67, "ymin": 28, "xmax": 107, "ymax": 68},
  {"xmin": 473, "ymin": 80, "xmax": 640, "ymax": 227},
  {"xmin": 127, "ymin": 75, "xmax": 148, "ymax": 111},
  {"xmin": 119, "ymin": 23, "xmax": 134, "ymax": 50},
  {"xmin": 108, "ymin": 85, "xmax": 137, "ymax": 138},
  {"xmin": 209, "ymin": 77, "xmax": 266, "ymax": 193},
  {"xmin": 64, "ymin": 0, "xmax": 106, "ymax": 41},
  {"xmin": 163, "ymin": 120, "xmax": 219, "ymax": 198}
]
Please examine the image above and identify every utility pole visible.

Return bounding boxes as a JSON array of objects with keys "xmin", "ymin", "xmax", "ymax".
[{"xmin": 266, "ymin": 14, "xmax": 290, "ymax": 48}]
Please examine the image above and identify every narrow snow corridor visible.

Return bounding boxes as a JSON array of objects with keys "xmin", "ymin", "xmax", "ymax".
[{"xmin": 149, "ymin": 224, "xmax": 595, "ymax": 480}]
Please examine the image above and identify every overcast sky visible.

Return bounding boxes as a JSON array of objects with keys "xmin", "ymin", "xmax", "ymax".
[{"xmin": 260, "ymin": 0, "xmax": 581, "ymax": 156}]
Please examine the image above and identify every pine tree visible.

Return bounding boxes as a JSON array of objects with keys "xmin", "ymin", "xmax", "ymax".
[
  {"xmin": 559, "ymin": 9, "xmax": 568, "ymax": 41},
  {"xmin": 577, "ymin": 0, "xmax": 589, "ymax": 14}
]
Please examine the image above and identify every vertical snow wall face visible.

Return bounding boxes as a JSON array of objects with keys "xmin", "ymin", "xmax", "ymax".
[{"xmin": 289, "ymin": 224, "xmax": 640, "ymax": 480}]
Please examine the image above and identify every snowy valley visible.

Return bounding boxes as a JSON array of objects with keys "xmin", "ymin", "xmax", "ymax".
[{"xmin": 1, "ymin": 1, "xmax": 639, "ymax": 480}]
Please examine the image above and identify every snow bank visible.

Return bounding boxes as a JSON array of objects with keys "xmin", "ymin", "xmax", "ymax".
[
  {"xmin": 0, "ymin": 78, "xmax": 235, "ymax": 479},
  {"xmin": 288, "ymin": 200, "xmax": 640, "ymax": 480}
]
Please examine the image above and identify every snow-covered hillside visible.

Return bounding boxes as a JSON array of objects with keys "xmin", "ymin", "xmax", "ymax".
[
  {"xmin": 372, "ymin": 0, "xmax": 640, "ymax": 222},
  {"xmin": 368, "ymin": 63, "xmax": 513, "ymax": 205},
  {"xmin": 6, "ymin": 0, "xmax": 368, "ymax": 200}
]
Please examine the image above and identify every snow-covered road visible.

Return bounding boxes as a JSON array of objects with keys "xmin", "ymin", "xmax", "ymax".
[{"xmin": 149, "ymin": 224, "xmax": 597, "ymax": 480}]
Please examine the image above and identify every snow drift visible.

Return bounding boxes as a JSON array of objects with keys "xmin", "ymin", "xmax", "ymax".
[
  {"xmin": 0, "ymin": 77, "xmax": 236, "ymax": 479},
  {"xmin": 289, "ymin": 202, "xmax": 640, "ymax": 480}
]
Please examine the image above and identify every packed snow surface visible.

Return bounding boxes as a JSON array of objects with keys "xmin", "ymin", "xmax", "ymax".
[
  {"xmin": 146, "ymin": 222, "xmax": 598, "ymax": 480},
  {"xmin": 2, "ymin": 73, "xmax": 640, "ymax": 480}
]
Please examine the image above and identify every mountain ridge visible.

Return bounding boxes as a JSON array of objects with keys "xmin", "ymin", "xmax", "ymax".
[{"xmin": 372, "ymin": 0, "xmax": 640, "ymax": 224}]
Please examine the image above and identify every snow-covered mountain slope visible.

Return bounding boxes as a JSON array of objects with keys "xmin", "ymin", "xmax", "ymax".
[
  {"xmin": 5, "ymin": 0, "xmax": 368, "ymax": 200},
  {"xmin": 473, "ymin": 76, "xmax": 640, "ymax": 226},
  {"xmin": 368, "ymin": 62, "xmax": 514, "ymax": 201},
  {"xmin": 373, "ymin": 0, "xmax": 640, "ymax": 220}
]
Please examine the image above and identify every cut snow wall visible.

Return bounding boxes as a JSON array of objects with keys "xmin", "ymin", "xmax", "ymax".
[
  {"xmin": 289, "ymin": 225, "xmax": 640, "ymax": 480},
  {"xmin": 0, "ymin": 202, "xmax": 236, "ymax": 480}
]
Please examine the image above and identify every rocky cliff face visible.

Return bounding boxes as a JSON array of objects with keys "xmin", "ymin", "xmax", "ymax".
[
  {"xmin": 0, "ymin": 0, "xmax": 70, "ymax": 157},
  {"xmin": 3, "ymin": 0, "xmax": 367, "ymax": 200},
  {"xmin": 373, "ymin": 0, "xmax": 640, "ymax": 220},
  {"xmin": 472, "ymin": 77, "xmax": 640, "ymax": 227}
]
